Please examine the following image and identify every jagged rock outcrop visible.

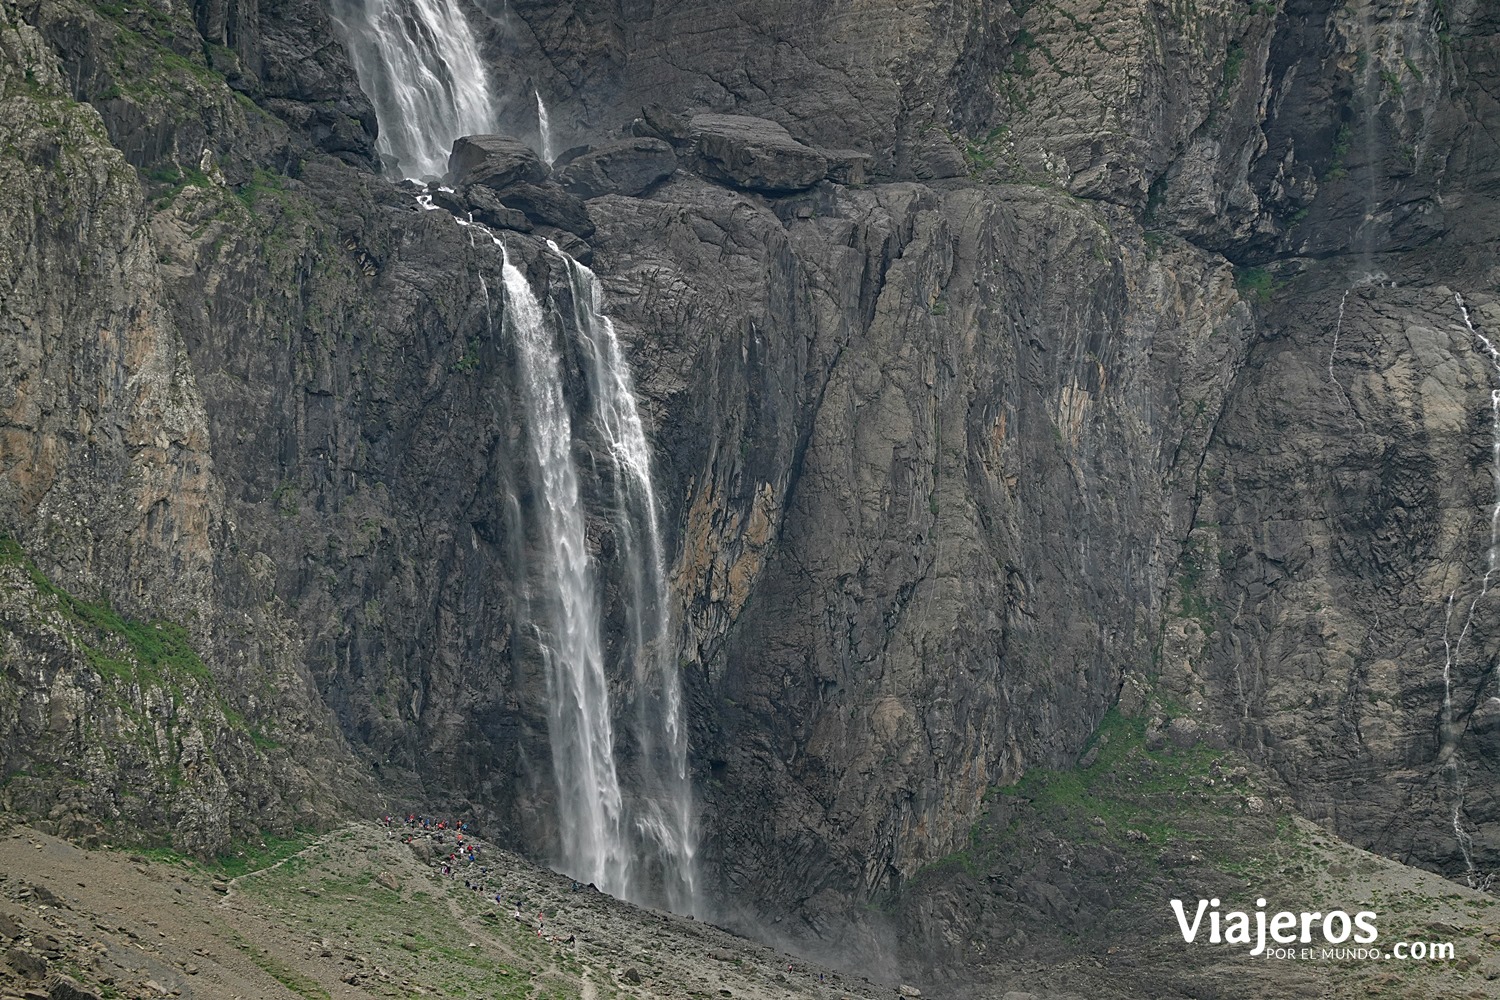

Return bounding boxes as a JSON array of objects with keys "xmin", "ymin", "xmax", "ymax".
[
  {"xmin": 685, "ymin": 113, "xmax": 829, "ymax": 193},
  {"xmin": 0, "ymin": 0, "xmax": 367, "ymax": 853},
  {"xmin": 497, "ymin": 179, "xmax": 595, "ymax": 236},
  {"xmin": 449, "ymin": 133, "xmax": 549, "ymax": 190},
  {"xmin": 556, "ymin": 136, "xmax": 676, "ymax": 198},
  {"xmin": 445, "ymin": 134, "xmax": 594, "ymax": 233}
]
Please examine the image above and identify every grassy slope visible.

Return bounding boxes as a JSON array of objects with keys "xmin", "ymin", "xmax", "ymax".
[{"xmin": 886, "ymin": 706, "xmax": 1500, "ymax": 998}]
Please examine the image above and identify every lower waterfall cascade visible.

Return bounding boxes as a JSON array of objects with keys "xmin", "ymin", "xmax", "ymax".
[{"xmin": 334, "ymin": 0, "xmax": 701, "ymax": 912}]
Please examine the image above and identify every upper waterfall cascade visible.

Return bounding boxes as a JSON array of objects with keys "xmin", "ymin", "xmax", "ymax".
[
  {"xmin": 328, "ymin": 0, "xmax": 497, "ymax": 179},
  {"xmin": 536, "ymin": 89, "xmax": 556, "ymax": 164}
]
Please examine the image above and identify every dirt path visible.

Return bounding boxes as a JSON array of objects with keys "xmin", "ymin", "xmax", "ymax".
[
  {"xmin": 0, "ymin": 819, "xmax": 881, "ymax": 1000},
  {"xmin": 6, "ymin": 816, "xmax": 1490, "ymax": 1000}
]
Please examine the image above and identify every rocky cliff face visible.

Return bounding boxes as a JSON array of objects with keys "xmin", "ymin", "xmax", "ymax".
[
  {"xmin": 590, "ymin": 177, "xmax": 1254, "ymax": 936},
  {"xmin": 1, "ymin": 0, "xmax": 1498, "ymax": 989},
  {"xmin": 0, "ymin": 0, "xmax": 369, "ymax": 853}
]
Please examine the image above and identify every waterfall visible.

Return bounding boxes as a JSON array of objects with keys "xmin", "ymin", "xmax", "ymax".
[
  {"xmin": 415, "ymin": 137, "xmax": 700, "ymax": 913},
  {"xmin": 549, "ymin": 243, "xmax": 699, "ymax": 915},
  {"xmin": 536, "ymin": 89, "xmax": 556, "ymax": 164},
  {"xmin": 1327, "ymin": 273, "xmax": 1389, "ymax": 418},
  {"xmin": 1327, "ymin": 288, "xmax": 1355, "ymax": 413},
  {"xmin": 1444, "ymin": 291, "xmax": 1500, "ymax": 712},
  {"xmin": 328, "ymin": 0, "xmax": 497, "ymax": 180},
  {"xmin": 1441, "ymin": 291, "xmax": 1500, "ymax": 889},
  {"xmin": 501, "ymin": 247, "xmax": 634, "ymax": 897}
]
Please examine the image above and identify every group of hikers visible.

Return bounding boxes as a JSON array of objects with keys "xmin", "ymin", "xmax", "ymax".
[
  {"xmin": 377, "ymin": 813, "xmax": 839, "ymax": 988},
  {"xmin": 381, "ymin": 813, "xmax": 578, "ymax": 946}
]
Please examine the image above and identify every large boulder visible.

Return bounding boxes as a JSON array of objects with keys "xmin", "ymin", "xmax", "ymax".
[
  {"xmin": 501, "ymin": 181, "xmax": 595, "ymax": 237},
  {"xmin": 822, "ymin": 148, "xmax": 873, "ymax": 186},
  {"xmin": 447, "ymin": 134, "xmax": 548, "ymax": 191},
  {"xmin": 556, "ymin": 137, "xmax": 676, "ymax": 198},
  {"xmin": 687, "ymin": 114, "xmax": 828, "ymax": 193},
  {"xmin": 633, "ymin": 103, "xmax": 693, "ymax": 144},
  {"xmin": 462, "ymin": 185, "xmax": 533, "ymax": 232}
]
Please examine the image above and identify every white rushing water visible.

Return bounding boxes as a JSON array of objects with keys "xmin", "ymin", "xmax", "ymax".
[
  {"xmin": 1442, "ymin": 291, "xmax": 1500, "ymax": 889},
  {"xmin": 549, "ymin": 244, "xmax": 699, "ymax": 915},
  {"xmin": 350, "ymin": 12, "xmax": 696, "ymax": 907},
  {"xmin": 1326, "ymin": 273, "xmax": 1388, "ymax": 418},
  {"xmin": 536, "ymin": 89, "xmax": 556, "ymax": 164},
  {"xmin": 1444, "ymin": 292, "xmax": 1500, "ymax": 721},
  {"xmin": 501, "ymin": 247, "xmax": 635, "ymax": 896},
  {"xmin": 329, "ymin": 0, "xmax": 497, "ymax": 179},
  {"xmin": 1328, "ymin": 288, "xmax": 1356, "ymax": 413}
]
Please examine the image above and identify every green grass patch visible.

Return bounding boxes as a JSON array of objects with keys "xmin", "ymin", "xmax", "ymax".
[
  {"xmin": 0, "ymin": 536, "xmax": 211, "ymax": 690},
  {"xmin": 1325, "ymin": 122, "xmax": 1353, "ymax": 181},
  {"xmin": 963, "ymin": 125, "xmax": 1010, "ymax": 176},
  {"xmin": 1234, "ymin": 265, "xmax": 1274, "ymax": 304},
  {"xmin": 231, "ymin": 932, "xmax": 331, "ymax": 1000},
  {"xmin": 1220, "ymin": 41, "xmax": 1245, "ymax": 102},
  {"xmin": 904, "ymin": 706, "xmax": 1270, "ymax": 902},
  {"xmin": 1174, "ymin": 533, "xmax": 1221, "ymax": 634},
  {"xmin": 116, "ymin": 828, "xmax": 315, "ymax": 876},
  {"xmin": 212, "ymin": 829, "xmax": 318, "ymax": 878},
  {"xmin": 235, "ymin": 167, "xmax": 287, "ymax": 207}
]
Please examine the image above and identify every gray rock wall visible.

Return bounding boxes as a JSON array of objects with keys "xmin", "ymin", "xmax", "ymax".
[{"xmin": 1, "ymin": 0, "xmax": 1498, "ymax": 982}]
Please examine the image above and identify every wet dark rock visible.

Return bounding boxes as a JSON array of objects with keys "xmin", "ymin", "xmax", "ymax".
[
  {"xmin": 556, "ymin": 137, "xmax": 676, "ymax": 199},
  {"xmin": 821, "ymin": 149, "xmax": 872, "ymax": 186},
  {"xmin": 541, "ymin": 230, "xmax": 594, "ymax": 266},
  {"xmin": 463, "ymin": 186, "xmax": 534, "ymax": 233},
  {"xmin": 498, "ymin": 181, "xmax": 594, "ymax": 237},
  {"xmin": 687, "ymin": 114, "xmax": 828, "ymax": 193},
  {"xmin": 448, "ymin": 134, "xmax": 549, "ymax": 191},
  {"xmin": 427, "ymin": 189, "xmax": 468, "ymax": 216}
]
